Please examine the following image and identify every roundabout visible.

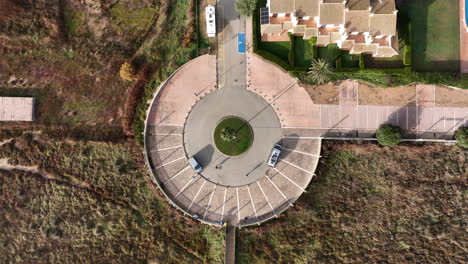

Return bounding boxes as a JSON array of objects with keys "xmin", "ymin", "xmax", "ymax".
[{"xmin": 144, "ymin": 55, "xmax": 322, "ymax": 227}]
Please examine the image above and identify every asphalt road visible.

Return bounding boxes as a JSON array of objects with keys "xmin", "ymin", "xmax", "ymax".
[
  {"xmin": 184, "ymin": 88, "xmax": 282, "ymax": 186},
  {"xmin": 217, "ymin": 0, "xmax": 246, "ymax": 89}
]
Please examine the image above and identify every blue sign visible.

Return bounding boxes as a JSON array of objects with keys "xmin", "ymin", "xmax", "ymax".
[{"xmin": 238, "ymin": 33, "xmax": 246, "ymax": 53}]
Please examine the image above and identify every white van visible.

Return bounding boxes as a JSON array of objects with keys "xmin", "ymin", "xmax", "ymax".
[
  {"xmin": 267, "ymin": 144, "xmax": 282, "ymax": 168},
  {"xmin": 188, "ymin": 157, "xmax": 203, "ymax": 173},
  {"xmin": 206, "ymin": 5, "xmax": 216, "ymax": 38}
]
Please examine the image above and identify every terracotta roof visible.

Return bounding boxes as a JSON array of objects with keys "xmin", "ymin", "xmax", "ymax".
[
  {"xmin": 270, "ymin": 0, "xmax": 295, "ymax": 14},
  {"xmin": 295, "ymin": 0, "xmax": 320, "ymax": 17},
  {"xmin": 346, "ymin": 0, "xmax": 370, "ymax": 10},
  {"xmin": 345, "ymin": 10, "xmax": 370, "ymax": 32},
  {"xmin": 319, "ymin": 3, "xmax": 345, "ymax": 25},
  {"xmin": 370, "ymin": 13, "xmax": 396, "ymax": 36}
]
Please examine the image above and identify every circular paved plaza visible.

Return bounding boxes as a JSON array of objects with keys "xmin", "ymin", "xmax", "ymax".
[{"xmin": 144, "ymin": 55, "xmax": 321, "ymax": 226}]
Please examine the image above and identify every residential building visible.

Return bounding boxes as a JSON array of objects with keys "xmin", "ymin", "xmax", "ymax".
[{"xmin": 260, "ymin": 0, "xmax": 399, "ymax": 57}]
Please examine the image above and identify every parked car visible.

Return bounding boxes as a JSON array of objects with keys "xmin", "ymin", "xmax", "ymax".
[
  {"xmin": 188, "ymin": 157, "xmax": 203, "ymax": 173},
  {"xmin": 267, "ymin": 144, "xmax": 282, "ymax": 168},
  {"xmin": 205, "ymin": 5, "xmax": 216, "ymax": 38}
]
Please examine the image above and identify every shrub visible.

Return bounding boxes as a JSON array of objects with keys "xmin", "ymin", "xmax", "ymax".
[
  {"xmin": 235, "ymin": 0, "xmax": 257, "ymax": 17},
  {"xmin": 119, "ymin": 62, "xmax": 137, "ymax": 81},
  {"xmin": 288, "ymin": 33, "xmax": 295, "ymax": 66},
  {"xmin": 403, "ymin": 44, "xmax": 411, "ymax": 66},
  {"xmin": 255, "ymin": 50, "xmax": 293, "ymax": 71},
  {"xmin": 308, "ymin": 59, "xmax": 332, "ymax": 85},
  {"xmin": 359, "ymin": 54, "xmax": 365, "ymax": 70},
  {"xmin": 376, "ymin": 124, "xmax": 401, "ymax": 147},
  {"xmin": 455, "ymin": 127, "xmax": 468, "ymax": 148}
]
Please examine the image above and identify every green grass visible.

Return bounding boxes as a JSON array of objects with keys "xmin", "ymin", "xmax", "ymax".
[
  {"xmin": 213, "ymin": 117, "xmax": 253, "ymax": 156},
  {"xmin": 236, "ymin": 142, "xmax": 467, "ymax": 263},
  {"xmin": 0, "ymin": 133, "xmax": 225, "ymax": 263},
  {"xmin": 294, "ymin": 37, "xmax": 314, "ymax": 67},
  {"xmin": 260, "ymin": 41, "xmax": 290, "ymax": 61},
  {"xmin": 398, "ymin": 0, "xmax": 460, "ymax": 72}
]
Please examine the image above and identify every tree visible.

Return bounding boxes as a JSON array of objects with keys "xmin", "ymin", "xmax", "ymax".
[
  {"xmin": 119, "ymin": 62, "xmax": 137, "ymax": 81},
  {"xmin": 455, "ymin": 127, "xmax": 468, "ymax": 148},
  {"xmin": 307, "ymin": 59, "xmax": 332, "ymax": 85},
  {"xmin": 376, "ymin": 124, "xmax": 401, "ymax": 147},
  {"xmin": 235, "ymin": 0, "xmax": 257, "ymax": 17}
]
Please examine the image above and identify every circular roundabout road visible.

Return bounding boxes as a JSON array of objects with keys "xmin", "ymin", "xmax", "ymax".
[
  {"xmin": 144, "ymin": 55, "xmax": 321, "ymax": 227},
  {"xmin": 184, "ymin": 88, "xmax": 282, "ymax": 187}
]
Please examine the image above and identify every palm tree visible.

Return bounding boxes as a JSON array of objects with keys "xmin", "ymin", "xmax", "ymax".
[
  {"xmin": 235, "ymin": 0, "xmax": 257, "ymax": 17},
  {"xmin": 308, "ymin": 59, "xmax": 332, "ymax": 85}
]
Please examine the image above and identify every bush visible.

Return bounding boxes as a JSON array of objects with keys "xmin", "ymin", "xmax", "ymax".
[
  {"xmin": 403, "ymin": 44, "xmax": 411, "ymax": 66},
  {"xmin": 376, "ymin": 124, "xmax": 401, "ymax": 147},
  {"xmin": 455, "ymin": 127, "xmax": 468, "ymax": 148},
  {"xmin": 359, "ymin": 54, "xmax": 365, "ymax": 70},
  {"xmin": 288, "ymin": 33, "xmax": 295, "ymax": 66},
  {"xmin": 119, "ymin": 62, "xmax": 137, "ymax": 81}
]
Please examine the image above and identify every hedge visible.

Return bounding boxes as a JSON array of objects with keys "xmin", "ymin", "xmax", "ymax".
[
  {"xmin": 288, "ymin": 33, "xmax": 295, "ymax": 67},
  {"xmin": 359, "ymin": 53, "xmax": 365, "ymax": 70},
  {"xmin": 403, "ymin": 23, "xmax": 412, "ymax": 66},
  {"xmin": 455, "ymin": 127, "xmax": 468, "ymax": 148}
]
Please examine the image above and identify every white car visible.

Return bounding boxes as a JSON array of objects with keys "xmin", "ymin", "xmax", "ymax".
[
  {"xmin": 188, "ymin": 157, "xmax": 203, "ymax": 173},
  {"xmin": 267, "ymin": 144, "xmax": 282, "ymax": 168},
  {"xmin": 205, "ymin": 5, "xmax": 216, "ymax": 38}
]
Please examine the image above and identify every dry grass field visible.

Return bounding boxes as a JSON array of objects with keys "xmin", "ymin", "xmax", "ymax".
[
  {"xmin": 237, "ymin": 142, "xmax": 467, "ymax": 264},
  {"xmin": 0, "ymin": 132, "xmax": 224, "ymax": 263},
  {"xmin": 0, "ymin": 0, "xmax": 198, "ymax": 133}
]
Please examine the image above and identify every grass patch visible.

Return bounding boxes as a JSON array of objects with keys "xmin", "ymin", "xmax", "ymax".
[
  {"xmin": 398, "ymin": 0, "xmax": 460, "ymax": 72},
  {"xmin": 213, "ymin": 117, "xmax": 253, "ymax": 156},
  {"xmin": 260, "ymin": 41, "xmax": 290, "ymax": 61}
]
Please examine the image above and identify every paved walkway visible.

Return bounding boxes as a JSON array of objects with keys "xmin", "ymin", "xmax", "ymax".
[{"xmin": 460, "ymin": 0, "xmax": 468, "ymax": 72}]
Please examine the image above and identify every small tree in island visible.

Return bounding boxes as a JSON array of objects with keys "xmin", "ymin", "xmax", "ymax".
[
  {"xmin": 376, "ymin": 124, "xmax": 401, "ymax": 147},
  {"xmin": 235, "ymin": 0, "xmax": 257, "ymax": 17},
  {"xmin": 221, "ymin": 127, "xmax": 237, "ymax": 142}
]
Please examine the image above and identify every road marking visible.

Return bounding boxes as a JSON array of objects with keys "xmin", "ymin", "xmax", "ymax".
[
  {"xmin": 257, "ymin": 181, "xmax": 276, "ymax": 217},
  {"xmin": 152, "ymin": 145, "xmax": 182, "ymax": 152},
  {"xmin": 265, "ymin": 176, "xmax": 293, "ymax": 206},
  {"xmin": 280, "ymin": 159, "xmax": 315, "ymax": 175},
  {"xmin": 163, "ymin": 165, "xmax": 190, "ymax": 184},
  {"xmin": 247, "ymin": 185, "xmax": 259, "ymax": 223},
  {"xmin": 283, "ymin": 147, "xmax": 321, "ymax": 158},
  {"xmin": 273, "ymin": 168, "xmax": 307, "ymax": 192},
  {"xmin": 174, "ymin": 177, "xmax": 196, "ymax": 198},
  {"xmin": 220, "ymin": 187, "xmax": 227, "ymax": 222},
  {"xmin": 188, "ymin": 180, "xmax": 207, "ymax": 210},
  {"xmin": 155, "ymin": 156, "xmax": 185, "ymax": 169},
  {"xmin": 204, "ymin": 185, "xmax": 217, "ymax": 219},
  {"xmin": 236, "ymin": 187, "xmax": 240, "ymax": 223}
]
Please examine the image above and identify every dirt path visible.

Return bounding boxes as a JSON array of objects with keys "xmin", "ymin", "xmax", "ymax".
[{"xmin": 0, "ymin": 158, "xmax": 56, "ymax": 180}]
